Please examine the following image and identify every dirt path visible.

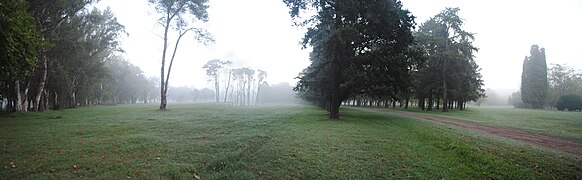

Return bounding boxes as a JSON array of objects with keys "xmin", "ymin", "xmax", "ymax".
[{"xmin": 370, "ymin": 108, "xmax": 582, "ymax": 156}]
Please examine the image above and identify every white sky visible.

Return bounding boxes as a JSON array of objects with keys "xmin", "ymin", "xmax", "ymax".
[{"xmin": 96, "ymin": 0, "xmax": 582, "ymax": 91}]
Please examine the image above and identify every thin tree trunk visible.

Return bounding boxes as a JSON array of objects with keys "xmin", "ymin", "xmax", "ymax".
[
  {"xmin": 215, "ymin": 75, "xmax": 219, "ymax": 103},
  {"xmin": 224, "ymin": 70, "xmax": 231, "ymax": 103},
  {"xmin": 34, "ymin": 54, "xmax": 48, "ymax": 111},
  {"xmin": 14, "ymin": 79, "xmax": 23, "ymax": 112}
]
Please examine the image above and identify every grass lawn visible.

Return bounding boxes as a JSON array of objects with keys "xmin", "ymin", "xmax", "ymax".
[
  {"xmin": 0, "ymin": 104, "xmax": 580, "ymax": 179},
  {"xmin": 383, "ymin": 106, "xmax": 582, "ymax": 140}
]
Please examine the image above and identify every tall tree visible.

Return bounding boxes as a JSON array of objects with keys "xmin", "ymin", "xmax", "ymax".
[
  {"xmin": 222, "ymin": 61, "xmax": 233, "ymax": 103},
  {"xmin": 255, "ymin": 70, "xmax": 267, "ymax": 105},
  {"xmin": 202, "ymin": 59, "xmax": 231, "ymax": 102},
  {"xmin": 414, "ymin": 7, "xmax": 483, "ymax": 112},
  {"xmin": 285, "ymin": 0, "xmax": 420, "ymax": 119},
  {"xmin": 521, "ymin": 45, "xmax": 548, "ymax": 109},
  {"xmin": 148, "ymin": 0, "xmax": 212, "ymax": 110}
]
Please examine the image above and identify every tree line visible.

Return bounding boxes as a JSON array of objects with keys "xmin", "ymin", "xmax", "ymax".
[
  {"xmin": 1, "ymin": 0, "xmax": 139, "ymax": 112},
  {"xmin": 0, "ymin": 0, "xmax": 224, "ymax": 112},
  {"xmin": 285, "ymin": 0, "xmax": 484, "ymax": 119},
  {"xmin": 202, "ymin": 59, "xmax": 268, "ymax": 106}
]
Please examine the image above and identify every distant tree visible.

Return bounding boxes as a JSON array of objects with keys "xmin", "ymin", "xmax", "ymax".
[
  {"xmin": 521, "ymin": 45, "xmax": 548, "ymax": 109},
  {"xmin": 555, "ymin": 94, "xmax": 582, "ymax": 111},
  {"xmin": 508, "ymin": 91, "xmax": 525, "ymax": 108},
  {"xmin": 148, "ymin": 0, "xmax": 213, "ymax": 110},
  {"xmin": 202, "ymin": 59, "xmax": 231, "ymax": 102},
  {"xmin": 222, "ymin": 61, "xmax": 233, "ymax": 103},
  {"xmin": 255, "ymin": 70, "xmax": 267, "ymax": 105},
  {"xmin": 548, "ymin": 64, "xmax": 581, "ymax": 108}
]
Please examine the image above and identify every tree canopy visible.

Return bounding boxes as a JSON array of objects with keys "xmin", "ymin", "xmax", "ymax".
[{"xmin": 286, "ymin": 0, "xmax": 421, "ymax": 119}]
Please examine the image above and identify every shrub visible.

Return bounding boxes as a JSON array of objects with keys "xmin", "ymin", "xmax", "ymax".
[{"xmin": 555, "ymin": 94, "xmax": 582, "ymax": 111}]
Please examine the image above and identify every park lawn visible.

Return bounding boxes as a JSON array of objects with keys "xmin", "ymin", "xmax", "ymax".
[
  {"xmin": 0, "ymin": 104, "xmax": 580, "ymax": 179},
  {"xmin": 384, "ymin": 106, "xmax": 582, "ymax": 140}
]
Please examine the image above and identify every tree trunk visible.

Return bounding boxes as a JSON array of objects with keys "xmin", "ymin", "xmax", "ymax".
[
  {"xmin": 34, "ymin": 54, "xmax": 48, "ymax": 111},
  {"xmin": 215, "ymin": 75, "xmax": 219, "ymax": 102},
  {"xmin": 442, "ymin": 75, "xmax": 448, "ymax": 112},
  {"xmin": 14, "ymin": 79, "xmax": 23, "ymax": 112},
  {"xmin": 428, "ymin": 90, "xmax": 433, "ymax": 111},
  {"xmin": 404, "ymin": 98, "xmax": 409, "ymax": 109},
  {"xmin": 224, "ymin": 70, "xmax": 231, "ymax": 103}
]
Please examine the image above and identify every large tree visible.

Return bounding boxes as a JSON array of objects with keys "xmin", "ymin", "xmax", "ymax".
[
  {"xmin": 286, "ymin": 0, "xmax": 420, "ymax": 119},
  {"xmin": 414, "ymin": 7, "xmax": 483, "ymax": 112},
  {"xmin": 521, "ymin": 45, "xmax": 548, "ymax": 109},
  {"xmin": 148, "ymin": 0, "xmax": 212, "ymax": 110}
]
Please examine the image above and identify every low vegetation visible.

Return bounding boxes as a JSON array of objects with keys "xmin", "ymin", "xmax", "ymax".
[
  {"xmin": 387, "ymin": 106, "xmax": 582, "ymax": 140},
  {"xmin": 1, "ymin": 104, "xmax": 580, "ymax": 179}
]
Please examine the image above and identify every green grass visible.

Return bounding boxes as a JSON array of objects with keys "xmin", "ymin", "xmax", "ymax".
[
  {"xmin": 383, "ymin": 106, "xmax": 582, "ymax": 140},
  {"xmin": 0, "ymin": 104, "xmax": 580, "ymax": 179}
]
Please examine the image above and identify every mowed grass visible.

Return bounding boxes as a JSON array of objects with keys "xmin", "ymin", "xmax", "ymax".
[
  {"xmin": 0, "ymin": 104, "xmax": 580, "ymax": 179},
  {"xmin": 386, "ymin": 106, "xmax": 582, "ymax": 140}
]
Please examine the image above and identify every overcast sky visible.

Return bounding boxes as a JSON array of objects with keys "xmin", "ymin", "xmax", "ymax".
[{"xmin": 96, "ymin": 0, "xmax": 582, "ymax": 91}]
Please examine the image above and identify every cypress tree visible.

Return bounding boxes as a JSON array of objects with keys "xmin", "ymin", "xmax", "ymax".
[{"xmin": 521, "ymin": 45, "xmax": 548, "ymax": 109}]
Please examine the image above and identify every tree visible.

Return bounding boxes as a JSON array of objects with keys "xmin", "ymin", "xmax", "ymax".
[
  {"xmin": 148, "ymin": 0, "xmax": 212, "ymax": 110},
  {"xmin": 255, "ymin": 70, "xmax": 267, "ymax": 105},
  {"xmin": 202, "ymin": 59, "xmax": 231, "ymax": 102},
  {"xmin": 521, "ymin": 45, "xmax": 548, "ymax": 109},
  {"xmin": 285, "ymin": 0, "xmax": 420, "ymax": 119},
  {"xmin": 0, "ymin": 0, "xmax": 45, "ymax": 112},
  {"xmin": 548, "ymin": 64, "xmax": 581, "ymax": 108},
  {"xmin": 28, "ymin": 0, "xmax": 97, "ymax": 111},
  {"xmin": 555, "ymin": 94, "xmax": 582, "ymax": 111},
  {"xmin": 414, "ymin": 7, "xmax": 483, "ymax": 112}
]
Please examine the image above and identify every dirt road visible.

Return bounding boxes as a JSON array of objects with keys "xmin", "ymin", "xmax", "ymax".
[{"xmin": 372, "ymin": 108, "xmax": 582, "ymax": 156}]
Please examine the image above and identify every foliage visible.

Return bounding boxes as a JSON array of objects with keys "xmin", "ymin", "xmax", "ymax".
[
  {"xmin": 508, "ymin": 91, "xmax": 526, "ymax": 108},
  {"xmin": 414, "ymin": 7, "xmax": 484, "ymax": 112},
  {"xmin": 555, "ymin": 94, "xmax": 582, "ymax": 111},
  {"xmin": 286, "ymin": 0, "xmax": 421, "ymax": 119},
  {"xmin": 520, "ymin": 45, "xmax": 548, "ymax": 109},
  {"xmin": 547, "ymin": 64, "xmax": 582, "ymax": 107},
  {"xmin": 0, "ymin": 0, "xmax": 45, "ymax": 81}
]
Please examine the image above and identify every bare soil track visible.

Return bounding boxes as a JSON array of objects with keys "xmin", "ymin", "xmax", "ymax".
[{"xmin": 372, "ymin": 108, "xmax": 582, "ymax": 156}]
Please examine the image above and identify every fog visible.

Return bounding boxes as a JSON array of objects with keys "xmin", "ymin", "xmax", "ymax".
[{"xmin": 93, "ymin": 0, "xmax": 581, "ymax": 103}]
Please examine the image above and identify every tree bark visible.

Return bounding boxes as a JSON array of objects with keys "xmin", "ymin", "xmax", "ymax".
[
  {"xmin": 34, "ymin": 54, "xmax": 48, "ymax": 111},
  {"xmin": 224, "ymin": 70, "xmax": 231, "ymax": 102},
  {"xmin": 14, "ymin": 79, "xmax": 23, "ymax": 112}
]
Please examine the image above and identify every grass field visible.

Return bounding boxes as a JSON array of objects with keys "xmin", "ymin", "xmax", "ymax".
[
  {"xmin": 0, "ymin": 104, "xmax": 581, "ymax": 179},
  {"xmin": 385, "ymin": 106, "xmax": 582, "ymax": 140}
]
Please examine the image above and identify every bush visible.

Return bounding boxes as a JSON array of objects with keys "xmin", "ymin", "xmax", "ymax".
[{"xmin": 555, "ymin": 94, "xmax": 582, "ymax": 111}]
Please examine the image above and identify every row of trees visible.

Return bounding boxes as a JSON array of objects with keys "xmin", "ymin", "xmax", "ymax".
[
  {"xmin": 202, "ymin": 59, "xmax": 268, "ymax": 106},
  {"xmin": 285, "ymin": 0, "xmax": 484, "ymax": 119},
  {"xmin": 0, "ymin": 0, "xmax": 135, "ymax": 112}
]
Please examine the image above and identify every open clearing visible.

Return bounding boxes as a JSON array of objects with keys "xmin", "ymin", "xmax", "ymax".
[{"xmin": 1, "ymin": 104, "xmax": 581, "ymax": 179}]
